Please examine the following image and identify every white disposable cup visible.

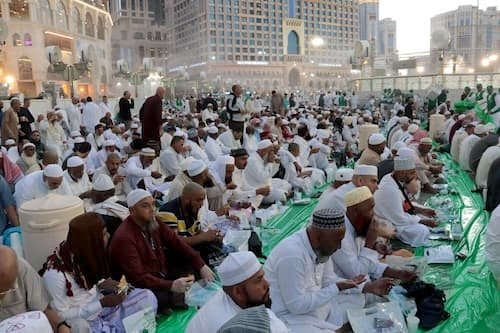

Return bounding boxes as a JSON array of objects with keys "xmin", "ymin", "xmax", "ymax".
[{"xmin": 407, "ymin": 315, "xmax": 419, "ymax": 333}]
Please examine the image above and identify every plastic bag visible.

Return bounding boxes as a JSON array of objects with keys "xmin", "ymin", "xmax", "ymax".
[
  {"xmin": 185, "ymin": 281, "xmax": 221, "ymax": 308},
  {"xmin": 224, "ymin": 230, "xmax": 251, "ymax": 252},
  {"xmin": 347, "ymin": 302, "xmax": 408, "ymax": 333},
  {"xmin": 122, "ymin": 306, "xmax": 156, "ymax": 333}
]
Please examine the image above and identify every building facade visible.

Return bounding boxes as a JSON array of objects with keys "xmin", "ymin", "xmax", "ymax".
[
  {"xmin": 109, "ymin": 0, "xmax": 168, "ymax": 77},
  {"xmin": 430, "ymin": 5, "xmax": 500, "ymax": 73},
  {"xmin": 0, "ymin": 0, "xmax": 113, "ymax": 98},
  {"xmin": 377, "ymin": 18, "xmax": 396, "ymax": 57},
  {"xmin": 165, "ymin": 0, "xmax": 359, "ymax": 94},
  {"xmin": 358, "ymin": 0, "xmax": 378, "ymax": 42}
]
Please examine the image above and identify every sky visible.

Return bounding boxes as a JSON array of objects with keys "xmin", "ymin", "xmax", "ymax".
[{"xmin": 379, "ymin": 0, "xmax": 499, "ymax": 55}]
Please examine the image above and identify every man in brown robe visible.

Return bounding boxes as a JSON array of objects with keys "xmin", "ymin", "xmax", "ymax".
[
  {"xmin": 140, "ymin": 87, "xmax": 165, "ymax": 145},
  {"xmin": 1, "ymin": 99, "xmax": 20, "ymax": 144}
]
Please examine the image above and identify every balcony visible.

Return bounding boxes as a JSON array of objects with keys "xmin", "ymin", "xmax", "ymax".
[{"xmin": 285, "ymin": 55, "xmax": 304, "ymax": 63}]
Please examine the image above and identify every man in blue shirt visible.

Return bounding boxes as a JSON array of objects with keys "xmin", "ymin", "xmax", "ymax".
[{"xmin": 0, "ymin": 175, "xmax": 19, "ymax": 233}]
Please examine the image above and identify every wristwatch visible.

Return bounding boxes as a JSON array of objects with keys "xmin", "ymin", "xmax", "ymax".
[{"xmin": 57, "ymin": 321, "xmax": 71, "ymax": 331}]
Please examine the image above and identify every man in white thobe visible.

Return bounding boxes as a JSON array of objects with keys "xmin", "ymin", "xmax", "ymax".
[
  {"xmin": 450, "ymin": 123, "xmax": 474, "ymax": 163},
  {"xmin": 332, "ymin": 186, "xmax": 416, "ymax": 283},
  {"xmin": 185, "ymin": 129, "xmax": 209, "ymax": 164},
  {"xmin": 218, "ymin": 126, "xmax": 244, "ymax": 154},
  {"xmin": 86, "ymin": 124, "xmax": 106, "ymax": 152},
  {"xmin": 93, "ymin": 152, "xmax": 128, "ymax": 199},
  {"xmin": 244, "ymin": 139, "xmax": 291, "ymax": 204},
  {"xmin": 205, "ymin": 126, "xmax": 223, "ymax": 162},
  {"xmin": 374, "ymin": 157, "xmax": 438, "ymax": 247},
  {"xmin": 265, "ymin": 208, "xmax": 394, "ymax": 332},
  {"xmin": 66, "ymin": 97, "xmax": 82, "ymax": 132},
  {"xmin": 159, "ymin": 135, "xmax": 186, "ymax": 181},
  {"xmin": 389, "ymin": 116, "xmax": 410, "ymax": 149},
  {"xmin": 63, "ymin": 156, "xmax": 92, "ymax": 198},
  {"xmin": 14, "ymin": 164, "xmax": 72, "ymax": 206},
  {"xmin": 292, "ymin": 125, "xmax": 325, "ymax": 185},
  {"xmin": 475, "ymin": 139, "xmax": 500, "ymax": 190},
  {"xmin": 38, "ymin": 111, "xmax": 67, "ymax": 157},
  {"xmin": 99, "ymin": 96, "xmax": 112, "ymax": 118},
  {"xmin": 309, "ymin": 129, "xmax": 337, "ymax": 183},
  {"xmin": 459, "ymin": 124, "xmax": 488, "ymax": 171},
  {"xmin": 87, "ymin": 139, "xmax": 117, "ymax": 174},
  {"xmin": 187, "ymin": 252, "xmax": 289, "ymax": 333},
  {"xmin": 315, "ymin": 164, "xmax": 379, "ymax": 212},
  {"xmin": 88, "ymin": 174, "xmax": 130, "ymax": 222},
  {"xmin": 81, "ymin": 97, "xmax": 102, "ymax": 134},
  {"xmin": 125, "ymin": 148, "xmax": 163, "ymax": 193}
]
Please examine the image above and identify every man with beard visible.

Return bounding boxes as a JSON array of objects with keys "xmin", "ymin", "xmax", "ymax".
[
  {"xmin": 140, "ymin": 87, "xmax": 165, "ymax": 145},
  {"xmin": 264, "ymin": 209, "xmax": 395, "ymax": 332},
  {"xmin": 332, "ymin": 186, "xmax": 416, "ymax": 282},
  {"xmin": 88, "ymin": 139, "xmax": 118, "ymax": 174},
  {"xmin": 14, "ymin": 164, "xmax": 72, "ymax": 206},
  {"xmin": 244, "ymin": 139, "xmax": 292, "ymax": 204},
  {"xmin": 186, "ymin": 251, "xmax": 289, "ymax": 333},
  {"xmin": 218, "ymin": 121, "xmax": 244, "ymax": 153},
  {"xmin": 125, "ymin": 147, "xmax": 163, "ymax": 192},
  {"xmin": 159, "ymin": 183, "xmax": 223, "ymax": 265},
  {"xmin": 159, "ymin": 135, "xmax": 186, "ymax": 181},
  {"xmin": 16, "ymin": 142, "xmax": 41, "ymax": 175},
  {"xmin": 358, "ymin": 133, "xmax": 386, "ymax": 166},
  {"xmin": 93, "ymin": 153, "xmax": 127, "ymax": 199},
  {"xmin": 1, "ymin": 99, "xmax": 20, "ymax": 144},
  {"xmin": 109, "ymin": 189, "xmax": 215, "ymax": 314},
  {"xmin": 86, "ymin": 123, "xmax": 105, "ymax": 152},
  {"xmin": 30, "ymin": 130, "xmax": 45, "ymax": 160},
  {"xmin": 63, "ymin": 156, "xmax": 92, "ymax": 198},
  {"xmin": 18, "ymin": 99, "xmax": 35, "ymax": 142},
  {"xmin": 185, "ymin": 128, "xmax": 209, "ymax": 163}
]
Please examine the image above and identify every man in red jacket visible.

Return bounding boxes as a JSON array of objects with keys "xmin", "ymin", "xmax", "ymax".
[{"xmin": 109, "ymin": 189, "xmax": 215, "ymax": 313}]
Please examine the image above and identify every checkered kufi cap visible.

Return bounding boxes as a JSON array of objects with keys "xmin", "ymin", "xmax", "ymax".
[{"xmin": 312, "ymin": 208, "xmax": 345, "ymax": 230}]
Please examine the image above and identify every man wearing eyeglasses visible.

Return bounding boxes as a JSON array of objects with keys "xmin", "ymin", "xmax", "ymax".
[{"xmin": 0, "ymin": 246, "xmax": 70, "ymax": 332}]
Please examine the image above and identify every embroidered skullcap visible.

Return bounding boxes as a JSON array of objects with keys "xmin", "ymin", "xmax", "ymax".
[
  {"xmin": 345, "ymin": 186, "xmax": 373, "ymax": 208},
  {"xmin": 140, "ymin": 147, "xmax": 156, "ymax": 157},
  {"xmin": 127, "ymin": 189, "xmax": 152, "ymax": 207},
  {"xmin": 218, "ymin": 251, "xmax": 261, "ymax": 286},
  {"xmin": 353, "ymin": 164, "xmax": 378, "ymax": 176},
  {"xmin": 312, "ymin": 208, "xmax": 345, "ymax": 230},
  {"xmin": 394, "ymin": 156, "xmax": 415, "ymax": 171}
]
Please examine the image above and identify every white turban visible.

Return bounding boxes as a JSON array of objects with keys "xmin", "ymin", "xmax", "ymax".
[
  {"xmin": 217, "ymin": 251, "xmax": 261, "ymax": 286},
  {"xmin": 187, "ymin": 159, "xmax": 207, "ymax": 177}
]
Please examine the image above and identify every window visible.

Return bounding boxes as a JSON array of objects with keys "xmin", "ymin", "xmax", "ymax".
[
  {"xmin": 97, "ymin": 17, "xmax": 105, "ymax": 40},
  {"xmin": 85, "ymin": 13, "xmax": 95, "ymax": 37},
  {"xmin": 12, "ymin": 33, "xmax": 21, "ymax": 47},
  {"xmin": 23, "ymin": 33, "xmax": 32, "ymax": 46},
  {"xmin": 39, "ymin": 0, "xmax": 52, "ymax": 25},
  {"xmin": 72, "ymin": 8, "xmax": 83, "ymax": 34},
  {"xmin": 9, "ymin": 0, "xmax": 30, "ymax": 20},
  {"xmin": 18, "ymin": 57, "xmax": 33, "ymax": 81},
  {"xmin": 56, "ymin": 1, "xmax": 68, "ymax": 29}
]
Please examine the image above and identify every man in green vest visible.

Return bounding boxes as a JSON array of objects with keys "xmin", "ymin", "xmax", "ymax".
[
  {"xmin": 487, "ymin": 85, "xmax": 500, "ymax": 129},
  {"xmin": 476, "ymin": 83, "xmax": 487, "ymax": 111},
  {"xmin": 338, "ymin": 92, "xmax": 347, "ymax": 107}
]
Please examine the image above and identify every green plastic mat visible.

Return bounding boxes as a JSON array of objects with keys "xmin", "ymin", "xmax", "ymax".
[{"xmin": 157, "ymin": 157, "xmax": 498, "ymax": 332}]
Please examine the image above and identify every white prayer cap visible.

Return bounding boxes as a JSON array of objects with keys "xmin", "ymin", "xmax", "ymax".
[
  {"xmin": 127, "ymin": 189, "xmax": 152, "ymax": 207},
  {"xmin": 397, "ymin": 147, "xmax": 415, "ymax": 159},
  {"xmin": 316, "ymin": 129, "xmax": 330, "ymax": 140},
  {"xmin": 368, "ymin": 133, "xmax": 385, "ymax": 145},
  {"xmin": 353, "ymin": 164, "xmax": 378, "ymax": 177},
  {"xmin": 92, "ymin": 174, "xmax": 115, "ymax": 191},
  {"xmin": 74, "ymin": 137, "xmax": 85, "ymax": 144},
  {"xmin": 399, "ymin": 116, "xmax": 409, "ymax": 125},
  {"xmin": 218, "ymin": 251, "xmax": 261, "ymax": 286},
  {"xmin": 43, "ymin": 164, "xmax": 64, "ymax": 178},
  {"xmin": 474, "ymin": 124, "xmax": 488, "ymax": 135},
  {"xmin": 67, "ymin": 156, "xmax": 84, "ymax": 168},
  {"xmin": 343, "ymin": 116, "xmax": 353, "ymax": 125},
  {"xmin": 181, "ymin": 157, "xmax": 196, "ymax": 171},
  {"xmin": 187, "ymin": 159, "xmax": 207, "ymax": 177},
  {"xmin": 444, "ymin": 111, "xmax": 451, "ymax": 116},
  {"xmin": 220, "ymin": 155, "xmax": 235, "ymax": 165},
  {"xmin": 103, "ymin": 140, "xmax": 115, "ymax": 147},
  {"xmin": 118, "ymin": 123, "xmax": 126, "ymax": 129},
  {"xmin": 130, "ymin": 123, "xmax": 139, "ymax": 129},
  {"xmin": 345, "ymin": 186, "xmax": 373, "ymax": 207},
  {"xmin": 392, "ymin": 141, "xmax": 406, "ymax": 152},
  {"xmin": 218, "ymin": 124, "xmax": 227, "ymax": 130},
  {"xmin": 140, "ymin": 147, "xmax": 156, "ymax": 157},
  {"xmin": 173, "ymin": 130, "xmax": 186, "ymax": 138},
  {"xmin": 70, "ymin": 130, "xmax": 81, "ymax": 137},
  {"xmin": 394, "ymin": 157, "xmax": 415, "ymax": 171},
  {"xmin": 5, "ymin": 139, "xmax": 16, "ymax": 145},
  {"xmin": 408, "ymin": 124, "xmax": 419, "ymax": 134},
  {"xmin": 281, "ymin": 119, "xmax": 289, "ymax": 125},
  {"xmin": 335, "ymin": 168, "xmax": 354, "ymax": 182},
  {"xmin": 257, "ymin": 139, "xmax": 273, "ymax": 150},
  {"xmin": 207, "ymin": 126, "xmax": 218, "ymax": 134},
  {"xmin": 419, "ymin": 137, "xmax": 433, "ymax": 145},
  {"xmin": 22, "ymin": 142, "xmax": 35, "ymax": 150},
  {"xmin": 458, "ymin": 114, "xmax": 466, "ymax": 120}
]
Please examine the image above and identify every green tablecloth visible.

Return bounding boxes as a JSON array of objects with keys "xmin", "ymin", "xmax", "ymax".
[{"xmin": 158, "ymin": 156, "xmax": 499, "ymax": 332}]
